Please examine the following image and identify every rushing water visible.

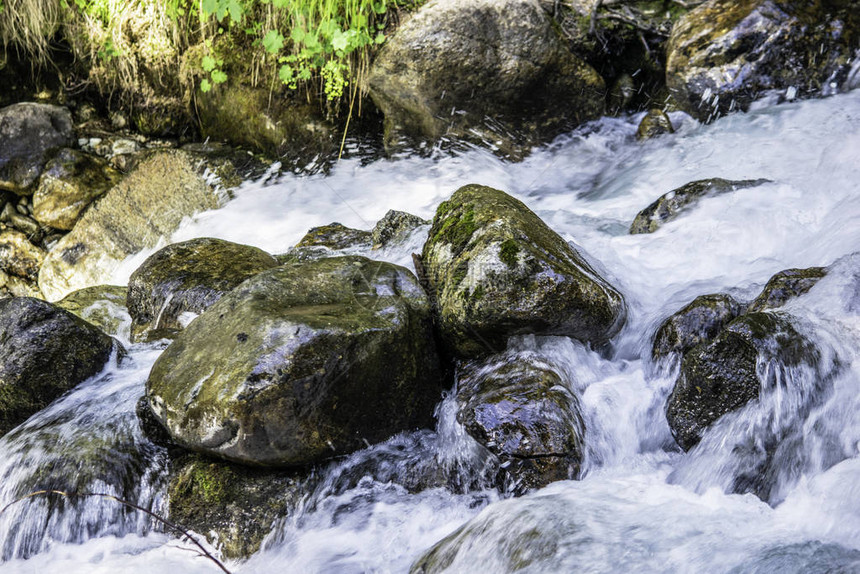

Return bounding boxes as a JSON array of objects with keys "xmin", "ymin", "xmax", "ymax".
[{"xmin": 2, "ymin": 90, "xmax": 860, "ymax": 573}]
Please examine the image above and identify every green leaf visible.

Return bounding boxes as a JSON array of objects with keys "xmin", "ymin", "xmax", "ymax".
[
  {"xmin": 200, "ymin": 79, "xmax": 212, "ymax": 92},
  {"xmin": 262, "ymin": 30, "xmax": 284, "ymax": 54},
  {"xmin": 374, "ymin": 32, "xmax": 386, "ymax": 44},
  {"xmin": 278, "ymin": 64, "xmax": 294, "ymax": 84},
  {"xmin": 226, "ymin": 0, "xmax": 242, "ymax": 23},
  {"xmin": 201, "ymin": 0, "xmax": 216, "ymax": 15},
  {"xmin": 331, "ymin": 29, "xmax": 348, "ymax": 52},
  {"xmin": 211, "ymin": 69, "xmax": 228, "ymax": 84},
  {"xmin": 202, "ymin": 55, "xmax": 217, "ymax": 72},
  {"xmin": 291, "ymin": 27, "xmax": 306, "ymax": 43}
]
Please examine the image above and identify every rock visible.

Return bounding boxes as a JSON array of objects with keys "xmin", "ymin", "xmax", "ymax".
[
  {"xmin": 8, "ymin": 212, "xmax": 40, "ymax": 237},
  {"xmin": 38, "ymin": 151, "xmax": 221, "ymax": 301},
  {"xmin": 127, "ymin": 238, "xmax": 279, "ymax": 342},
  {"xmin": 55, "ymin": 285, "xmax": 130, "ymax": 338},
  {"xmin": 274, "ymin": 246, "xmax": 332, "ymax": 265},
  {"xmin": 372, "ymin": 210, "xmax": 428, "ymax": 249},
  {"xmin": 666, "ymin": 0, "xmax": 860, "ymax": 122},
  {"xmin": 422, "ymin": 184, "xmax": 626, "ymax": 358},
  {"xmin": 368, "ymin": 0, "xmax": 605, "ymax": 154},
  {"xmin": 457, "ymin": 354, "xmax": 585, "ymax": 493},
  {"xmin": 295, "ymin": 222, "xmax": 372, "ymax": 251},
  {"xmin": 652, "ymin": 294, "xmax": 744, "ymax": 360},
  {"xmin": 0, "ymin": 103, "xmax": 75, "ymax": 194},
  {"xmin": 666, "ymin": 312, "xmax": 819, "ymax": 450},
  {"xmin": 636, "ymin": 109, "xmax": 675, "ymax": 140},
  {"xmin": 0, "ymin": 230, "xmax": 45, "ymax": 280},
  {"xmin": 630, "ymin": 178, "xmax": 771, "ymax": 234},
  {"xmin": 0, "ymin": 270, "xmax": 42, "ymax": 298},
  {"xmin": 31, "ymin": 148, "xmax": 122, "ymax": 230},
  {"xmin": 167, "ymin": 451, "xmax": 306, "ymax": 559},
  {"xmin": 0, "ymin": 297, "xmax": 117, "ymax": 435},
  {"xmin": 748, "ymin": 267, "xmax": 827, "ymax": 312},
  {"xmin": 146, "ymin": 256, "xmax": 444, "ymax": 467}
]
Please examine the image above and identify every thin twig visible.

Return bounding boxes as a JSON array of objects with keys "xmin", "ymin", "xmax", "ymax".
[{"xmin": 0, "ymin": 490, "xmax": 232, "ymax": 574}]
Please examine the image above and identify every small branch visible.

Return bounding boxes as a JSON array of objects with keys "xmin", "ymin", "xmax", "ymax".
[
  {"xmin": 599, "ymin": 8, "xmax": 670, "ymax": 37},
  {"xmin": 0, "ymin": 490, "xmax": 232, "ymax": 574}
]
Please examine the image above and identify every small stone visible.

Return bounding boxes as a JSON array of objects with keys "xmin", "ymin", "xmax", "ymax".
[
  {"xmin": 295, "ymin": 222, "xmax": 372, "ymax": 251},
  {"xmin": 636, "ymin": 109, "xmax": 675, "ymax": 140},
  {"xmin": 9, "ymin": 213, "xmax": 39, "ymax": 236},
  {"xmin": 371, "ymin": 210, "xmax": 428, "ymax": 248},
  {"xmin": 0, "ymin": 230, "xmax": 45, "ymax": 279}
]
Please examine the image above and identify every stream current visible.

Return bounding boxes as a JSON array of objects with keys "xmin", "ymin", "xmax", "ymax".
[{"xmin": 1, "ymin": 90, "xmax": 860, "ymax": 573}]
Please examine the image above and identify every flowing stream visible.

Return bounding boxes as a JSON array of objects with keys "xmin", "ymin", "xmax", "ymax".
[{"xmin": 2, "ymin": 90, "xmax": 860, "ymax": 573}]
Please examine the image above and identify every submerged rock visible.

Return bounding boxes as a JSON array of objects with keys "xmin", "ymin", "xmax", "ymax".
[
  {"xmin": 652, "ymin": 294, "xmax": 744, "ymax": 360},
  {"xmin": 630, "ymin": 178, "xmax": 771, "ymax": 234},
  {"xmin": 368, "ymin": 0, "xmax": 604, "ymax": 154},
  {"xmin": 748, "ymin": 267, "xmax": 827, "ymax": 312},
  {"xmin": 55, "ymin": 285, "xmax": 129, "ymax": 338},
  {"xmin": 666, "ymin": 0, "xmax": 860, "ymax": 121},
  {"xmin": 31, "ymin": 148, "xmax": 122, "ymax": 231},
  {"xmin": 0, "ymin": 103, "xmax": 75, "ymax": 194},
  {"xmin": 636, "ymin": 109, "xmax": 675, "ymax": 140},
  {"xmin": 127, "ymin": 238, "xmax": 278, "ymax": 342},
  {"xmin": 422, "ymin": 184, "xmax": 626, "ymax": 358},
  {"xmin": 295, "ymin": 222, "xmax": 372, "ymax": 251},
  {"xmin": 457, "ymin": 354, "xmax": 585, "ymax": 493},
  {"xmin": 666, "ymin": 312, "xmax": 818, "ymax": 450},
  {"xmin": 372, "ymin": 210, "xmax": 428, "ymax": 249},
  {"xmin": 38, "ymin": 151, "xmax": 221, "ymax": 301},
  {"xmin": 0, "ymin": 297, "xmax": 117, "ymax": 435},
  {"xmin": 146, "ymin": 256, "xmax": 444, "ymax": 467}
]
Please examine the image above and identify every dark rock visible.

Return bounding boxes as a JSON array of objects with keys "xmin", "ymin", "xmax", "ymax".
[
  {"xmin": 652, "ymin": 293, "xmax": 744, "ymax": 359},
  {"xmin": 146, "ymin": 256, "xmax": 444, "ymax": 467},
  {"xmin": 372, "ymin": 210, "xmax": 428, "ymax": 249},
  {"xmin": 295, "ymin": 222, "xmax": 372, "ymax": 251},
  {"xmin": 0, "ymin": 103, "xmax": 75, "ymax": 194},
  {"xmin": 457, "ymin": 354, "xmax": 585, "ymax": 493},
  {"xmin": 666, "ymin": 312, "xmax": 819, "ymax": 450},
  {"xmin": 422, "ymin": 184, "xmax": 626, "ymax": 358},
  {"xmin": 630, "ymin": 178, "xmax": 771, "ymax": 234},
  {"xmin": 55, "ymin": 285, "xmax": 129, "ymax": 338},
  {"xmin": 368, "ymin": 0, "xmax": 605, "ymax": 155},
  {"xmin": 666, "ymin": 0, "xmax": 860, "ymax": 122},
  {"xmin": 636, "ymin": 109, "xmax": 675, "ymax": 140},
  {"xmin": 748, "ymin": 267, "xmax": 827, "ymax": 312},
  {"xmin": 127, "ymin": 238, "xmax": 278, "ymax": 342},
  {"xmin": 0, "ymin": 297, "xmax": 117, "ymax": 435},
  {"xmin": 31, "ymin": 148, "xmax": 122, "ymax": 231}
]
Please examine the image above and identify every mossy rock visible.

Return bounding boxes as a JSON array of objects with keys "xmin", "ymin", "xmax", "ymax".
[
  {"xmin": 146, "ymin": 256, "xmax": 444, "ymax": 467},
  {"xmin": 372, "ymin": 210, "xmax": 428, "ymax": 249},
  {"xmin": 666, "ymin": 311, "xmax": 819, "ymax": 450},
  {"xmin": 652, "ymin": 293, "xmax": 744, "ymax": 360},
  {"xmin": 630, "ymin": 178, "xmax": 771, "ymax": 234},
  {"xmin": 295, "ymin": 223, "xmax": 372, "ymax": 251},
  {"xmin": 666, "ymin": 0, "xmax": 860, "ymax": 121},
  {"xmin": 56, "ymin": 285, "xmax": 129, "ymax": 338},
  {"xmin": 457, "ymin": 354, "xmax": 585, "ymax": 493},
  {"xmin": 422, "ymin": 184, "xmax": 626, "ymax": 358},
  {"xmin": 748, "ymin": 267, "xmax": 827, "ymax": 312},
  {"xmin": 167, "ymin": 451, "xmax": 306, "ymax": 559},
  {"xmin": 127, "ymin": 238, "xmax": 278, "ymax": 342},
  {"xmin": 0, "ymin": 297, "xmax": 118, "ymax": 435}
]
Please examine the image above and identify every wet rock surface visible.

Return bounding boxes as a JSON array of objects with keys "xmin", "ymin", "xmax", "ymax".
[
  {"xmin": 636, "ymin": 109, "xmax": 675, "ymax": 140},
  {"xmin": 653, "ymin": 293, "xmax": 744, "ymax": 359},
  {"xmin": 0, "ymin": 103, "xmax": 75, "ymax": 193},
  {"xmin": 295, "ymin": 222, "xmax": 372, "ymax": 251},
  {"xmin": 146, "ymin": 256, "xmax": 444, "ymax": 467},
  {"xmin": 422, "ymin": 184, "xmax": 626, "ymax": 358},
  {"xmin": 747, "ymin": 267, "xmax": 827, "ymax": 312},
  {"xmin": 372, "ymin": 210, "xmax": 428, "ymax": 249},
  {"xmin": 55, "ymin": 285, "xmax": 129, "ymax": 338},
  {"xmin": 127, "ymin": 238, "xmax": 278, "ymax": 342}
]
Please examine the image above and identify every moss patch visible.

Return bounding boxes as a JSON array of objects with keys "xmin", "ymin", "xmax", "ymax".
[{"xmin": 499, "ymin": 239, "xmax": 520, "ymax": 268}]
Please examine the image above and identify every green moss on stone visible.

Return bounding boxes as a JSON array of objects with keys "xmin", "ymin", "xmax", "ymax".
[{"xmin": 499, "ymin": 239, "xmax": 520, "ymax": 268}]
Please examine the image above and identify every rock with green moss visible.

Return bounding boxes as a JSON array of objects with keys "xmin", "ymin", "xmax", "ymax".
[
  {"xmin": 457, "ymin": 354, "xmax": 585, "ymax": 493},
  {"xmin": 666, "ymin": 0, "xmax": 860, "ymax": 121},
  {"xmin": 147, "ymin": 256, "xmax": 444, "ymax": 467},
  {"xmin": 422, "ymin": 184, "xmax": 626, "ymax": 358},
  {"xmin": 0, "ymin": 103, "xmax": 75, "ymax": 194},
  {"xmin": 748, "ymin": 267, "xmax": 827, "ymax": 312},
  {"xmin": 636, "ymin": 109, "xmax": 675, "ymax": 140},
  {"xmin": 127, "ymin": 238, "xmax": 278, "ymax": 342},
  {"xmin": 31, "ymin": 148, "xmax": 122, "ymax": 230},
  {"xmin": 0, "ymin": 297, "xmax": 118, "ymax": 435},
  {"xmin": 0, "ymin": 230, "xmax": 45, "ymax": 280},
  {"xmin": 167, "ymin": 451, "xmax": 307, "ymax": 559},
  {"xmin": 630, "ymin": 178, "xmax": 771, "ymax": 234},
  {"xmin": 38, "ymin": 151, "xmax": 222, "ymax": 301},
  {"xmin": 666, "ymin": 311, "xmax": 819, "ymax": 450},
  {"xmin": 372, "ymin": 210, "xmax": 428, "ymax": 249},
  {"xmin": 368, "ymin": 0, "xmax": 605, "ymax": 155},
  {"xmin": 652, "ymin": 293, "xmax": 744, "ymax": 359},
  {"xmin": 295, "ymin": 222, "xmax": 372, "ymax": 251},
  {"xmin": 55, "ymin": 285, "xmax": 129, "ymax": 338}
]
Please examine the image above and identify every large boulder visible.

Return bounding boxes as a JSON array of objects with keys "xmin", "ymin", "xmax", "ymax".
[
  {"xmin": 127, "ymin": 238, "xmax": 278, "ymax": 342},
  {"xmin": 457, "ymin": 354, "xmax": 585, "ymax": 493},
  {"xmin": 0, "ymin": 297, "xmax": 118, "ymax": 435},
  {"xmin": 666, "ymin": 0, "xmax": 860, "ymax": 122},
  {"xmin": 146, "ymin": 256, "xmax": 444, "ymax": 467},
  {"xmin": 630, "ymin": 178, "xmax": 771, "ymax": 234},
  {"xmin": 31, "ymin": 148, "xmax": 123, "ymax": 231},
  {"xmin": 367, "ymin": 0, "xmax": 605, "ymax": 153},
  {"xmin": 0, "ymin": 103, "xmax": 75, "ymax": 194},
  {"xmin": 422, "ymin": 184, "xmax": 626, "ymax": 358},
  {"xmin": 652, "ymin": 293, "xmax": 744, "ymax": 360},
  {"xmin": 666, "ymin": 311, "xmax": 818, "ymax": 450},
  {"xmin": 37, "ymin": 151, "xmax": 221, "ymax": 301}
]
